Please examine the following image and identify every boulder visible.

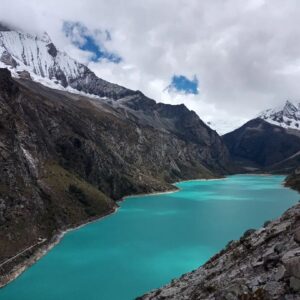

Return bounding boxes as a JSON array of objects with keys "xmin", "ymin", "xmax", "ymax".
[
  {"xmin": 283, "ymin": 257, "xmax": 300, "ymax": 279},
  {"xmin": 294, "ymin": 228, "xmax": 300, "ymax": 244},
  {"xmin": 290, "ymin": 276, "xmax": 300, "ymax": 292}
]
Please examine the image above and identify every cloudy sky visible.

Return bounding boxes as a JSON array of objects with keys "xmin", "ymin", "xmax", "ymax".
[{"xmin": 1, "ymin": 0, "xmax": 300, "ymax": 133}]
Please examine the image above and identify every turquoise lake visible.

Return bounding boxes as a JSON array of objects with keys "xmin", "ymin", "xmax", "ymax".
[{"xmin": 1, "ymin": 175, "xmax": 299, "ymax": 300}]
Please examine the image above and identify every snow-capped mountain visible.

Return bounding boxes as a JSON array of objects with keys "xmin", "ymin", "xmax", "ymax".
[
  {"xmin": 258, "ymin": 100, "xmax": 300, "ymax": 130},
  {"xmin": 0, "ymin": 25, "xmax": 133, "ymax": 99}
]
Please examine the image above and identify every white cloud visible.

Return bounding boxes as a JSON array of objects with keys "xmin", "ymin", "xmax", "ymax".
[{"xmin": 1, "ymin": 0, "xmax": 300, "ymax": 133}]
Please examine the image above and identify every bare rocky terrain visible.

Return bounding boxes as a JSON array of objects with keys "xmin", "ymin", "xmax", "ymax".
[{"xmin": 139, "ymin": 205, "xmax": 300, "ymax": 299}]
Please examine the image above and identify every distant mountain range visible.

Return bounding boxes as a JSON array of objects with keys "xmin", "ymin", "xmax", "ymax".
[
  {"xmin": 223, "ymin": 100, "xmax": 300, "ymax": 173},
  {"xmin": 209, "ymin": 100, "xmax": 300, "ymax": 135},
  {"xmin": 223, "ymin": 118, "xmax": 300, "ymax": 173}
]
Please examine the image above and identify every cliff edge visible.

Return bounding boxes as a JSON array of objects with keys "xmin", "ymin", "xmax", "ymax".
[{"xmin": 139, "ymin": 201, "xmax": 300, "ymax": 299}]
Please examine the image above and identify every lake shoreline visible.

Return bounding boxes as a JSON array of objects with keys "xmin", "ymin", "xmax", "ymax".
[
  {"xmin": 0, "ymin": 173, "xmax": 290, "ymax": 291},
  {"xmin": 0, "ymin": 182, "xmax": 181, "ymax": 289},
  {"xmin": 0, "ymin": 206, "xmax": 119, "ymax": 289}
]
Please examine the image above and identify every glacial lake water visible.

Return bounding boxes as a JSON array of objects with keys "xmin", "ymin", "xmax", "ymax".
[{"xmin": 1, "ymin": 175, "xmax": 299, "ymax": 300}]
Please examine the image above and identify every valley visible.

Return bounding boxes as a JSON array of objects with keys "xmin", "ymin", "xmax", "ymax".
[
  {"xmin": 0, "ymin": 23, "xmax": 300, "ymax": 300},
  {"xmin": 1, "ymin": 175, "xmax": 299, "ymax": 300}
]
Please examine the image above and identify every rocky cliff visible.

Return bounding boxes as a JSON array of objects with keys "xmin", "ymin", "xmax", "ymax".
[
  {"xmin": 0, "ymin": 68, "xmax": 231, "ymax": 286},
  {"xmin": 139, "ymin": 202, "xmax": 300, "ymax": 300}
]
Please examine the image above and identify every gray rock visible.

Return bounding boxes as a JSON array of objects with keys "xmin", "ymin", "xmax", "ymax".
[
  {"xmin": 47, "ymin": 43, "xmax": 57, "ymax": 57},
  {"xmin": 264, "ymin": 280, "xmax": 285, "ymax": 296},
  {"xmin": 284, "ymin": 257, "xmax": 300, "ymax": 279},
  {"xmin": 274, "ymin": 243, "xmax": 285, "ymax": 254},
  {"xmin": 294, "ymin": 227, "xmax": 300, "ymax": 244},
  {"xmin": 290, "ymin": 276, "xmax": 300, "ymax": 292},
  {"xmin": 273, "ymin": 265, "xmax": 286, "ymax": 281},
  {"xmin": 0, "ymin": 51, "xmax": 17, "ymax": 68},
  {"xmin": 17, "ymin": 70, "xmax": 32, "ymax": 80},
  {"xmin": 282, "ymin": 249, "xmax": 300, "ymax": 262}
]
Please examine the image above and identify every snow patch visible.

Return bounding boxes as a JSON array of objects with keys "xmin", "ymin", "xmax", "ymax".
[
  {"xmin": 21, "ymin": 146, "xmax": 37, "ymax": 175},
  {"xmin": 258, "ymin": 100, "xmax": 300, "ymax": 130},
  {"xmin": 0, "ymin": 30, "xmax": 113, "ymax": 102}
]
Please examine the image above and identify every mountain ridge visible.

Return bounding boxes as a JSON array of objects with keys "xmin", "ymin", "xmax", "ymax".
[
  {"xmin": 0, "ymin": 27, "xmax": 136, "ymax": 100},
  {"xmin": 223, "ymin": 117, "xmax": 300, "ymax": 173},
  {"xmin": 258, "ymin": 100, "xmax": 300, "ymax": 131}
]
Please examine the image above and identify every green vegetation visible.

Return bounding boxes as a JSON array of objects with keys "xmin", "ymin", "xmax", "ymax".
[{"xmin": 42, "ymin": 162, "xmax": 113, "ymax": 220}]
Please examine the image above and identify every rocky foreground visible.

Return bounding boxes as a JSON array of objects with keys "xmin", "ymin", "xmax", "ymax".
[{"xmin": 139, "ymin": 184, "xmax": 300, "ymax": 299}]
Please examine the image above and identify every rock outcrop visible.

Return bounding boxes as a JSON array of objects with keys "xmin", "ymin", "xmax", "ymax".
[
  {"xmin": 139, "ymin": 202, "xmax": 300, "ymax": 300},
  {"xmin": 286, "ymin": 168, "xmax": 300, "ymax": 192}
]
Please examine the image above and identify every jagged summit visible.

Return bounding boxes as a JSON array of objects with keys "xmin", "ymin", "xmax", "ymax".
[
  {"xmin": 0, "ymin": 28, "xmax": 134, "ymax": 99},
  {"xmin": 258, "ymin": 100, "xmax": 300, "ymax": 130}
]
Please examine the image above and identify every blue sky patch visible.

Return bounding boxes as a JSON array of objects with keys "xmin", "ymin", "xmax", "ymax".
[
  {"xmin": 168, "ymin": 75, "xmax": 199, "ymax": 94},
  {"xmin": 63, "ymin": 21, "xmax": 121, "ymax": 63}
]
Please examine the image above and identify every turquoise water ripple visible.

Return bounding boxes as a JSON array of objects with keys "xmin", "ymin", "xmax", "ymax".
[{"xmin": 1, "ymin": 175, "xmax": 299, "ymax": 300}]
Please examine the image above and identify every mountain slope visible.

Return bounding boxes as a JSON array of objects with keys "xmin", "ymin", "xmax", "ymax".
[
  {"xmin": 223, "ymin": 118, "xmax": 300, "ymax": 173},
  {"xmin": 0, "ymin": 26, "xmax": 231, "ymax": 176},
  {"xmin": 0, "ymin": 25, "xmax": 230, "ymax": 287},
  {"xmin": 0, "ymin": 67, "xmax": 232, "ymax": 286}
]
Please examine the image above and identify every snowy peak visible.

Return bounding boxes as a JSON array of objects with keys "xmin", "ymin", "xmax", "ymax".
[
  {"xmin": 258, "ymin": 100, "xmax": 300, "ymax": 130},
  {"xmin": 0, "ymin": 28, "xmax": 133, "ymax": 99},
  {"xmin": 0, "ymin": 30, "xmax": 83, "ymax": 83}
]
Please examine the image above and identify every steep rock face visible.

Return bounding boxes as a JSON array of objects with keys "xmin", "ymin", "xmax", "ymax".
[
  {"xmin": 0, "ymin": 29, "xmax": 134, "ymax": 99},
  {"xmin": 139, "ymin": 203, "xmax": 300, "ymax": 300},
  {"xmin": 117, "ymin": 94, "xmax": 230, "ymax": 175},
  {"xmin": 223, "ymin": 118, "xmax": 300, "ymax": 173},
  {"xmin": 0, "ymin": 69, "xmax": 116, "ymax": 283},
  {"xmin": 0, "ymin": 69, "xmax": 231, "ymax": 285}
]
